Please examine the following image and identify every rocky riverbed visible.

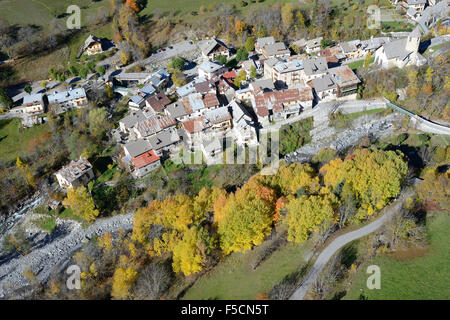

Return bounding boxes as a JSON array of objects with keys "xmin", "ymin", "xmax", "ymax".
[
  {"xmin": 285, "ymin": 112, "xmax": 402, "ymax": 163},
  {"xmin": 0, "ymin": 212, "xmax": 133, "ymax": 299}
]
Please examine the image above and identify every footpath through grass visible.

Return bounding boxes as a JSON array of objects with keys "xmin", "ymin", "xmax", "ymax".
[{"xmin": 344, "ymin": 211, "xmax": 450, "ymax": 300}]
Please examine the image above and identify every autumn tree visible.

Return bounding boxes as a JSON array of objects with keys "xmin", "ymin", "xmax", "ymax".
[
  {"xmin": 111, "ymin": 266, "xmax": 138, "ymax": 299},
  {"xmin": 217, "ymin": 181, "xmax": 276, "ymax": 254},
  {"xmin": 172, "ymin": 227, "xmax": 204, "ymax": 276},
  {"xmin": 281, "ymin": 3, "xmax": 295, "ymax": 30},
  {"xmin": 64, "ymin": 186, "xmax": 100, "ymax": 222},
  {"xmin": 286, "ymin": 188, "xmax": 338, "ymax": 242},
  {"xmin": 320, "ymin": 149, "xmax": 408, "ymax": 220}
]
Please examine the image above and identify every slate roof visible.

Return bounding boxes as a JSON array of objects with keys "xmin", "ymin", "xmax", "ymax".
[
  {"xmin": 263, "ymin": 42, "xmax": 290, "ymax": 57},
  {"xmin": 382, "ymin": 38, "xmax": 411, "ymax": 60},
  {"xmin": 204, "ymin": 106, "xmax": 231, "ymax": 125},
  {"xmin": 22, "ymin": 93, "xmax": 43, "ymax": 106},
  {"xmin": 303, "ymin": 57, "xmax": 328, "ymax": 76},
  {"xmin": 54, "ymin": 157, "xmax": 92, "ymax": 183},
  {"xmin": 311, "ymin": 75, "xmax": 337, "ymax": 92},
  {"xmin": 147, "ymin": 129, "xmax": 180, "ymax": 150},
  {"xmin": 198, "ymin": 60, "xmax": 225, "ymax": 74},
  {"xmin": 166, "ymin": 100, "xmax": 188, "ymax": 119},
  {"xmin": 200, "ymin": 39, "xmax": 228, "ymax": 55},
  {"xmin": 124, "ymin": 139, "xmax": 152, "ymax": 158},
  {"xmin": 48, "ymin": 88, "xmax": 87, "ymax": 105},
  {"xmin": 256, "ymin": 36, "xmax": 275, "ymax": 48}
]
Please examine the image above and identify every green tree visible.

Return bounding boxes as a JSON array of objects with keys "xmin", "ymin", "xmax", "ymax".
[
  {"xmin": 96, "ymin": 65, "xmax": 106, "ymax": 76},
  {"xmin": 250, "ymin": 65, "xmax": 257, "ymax": 79},
  {"xmin": 234, "ymin": 70, "xmax": 247, "ymax": 88},
  {"xmin": 236, "ymin": 48, "xmax": 248, "ymax": 62},
  {"xmin": 24, "ymin": 84, "xmax": 32, "ymax": 94},
  {"xmin": 214, "ymin": 55, "xmax": 228, "ymax": 65},
  {"xmin": 89, "ymin": 107, "xmax": 110, "ymax": 138},
  {"xmin": 0, "ymin": 86, "xmax": 13, "ymax": 109},
  {"xmin": 245, "ymin": 36, "xmax": 256, "ymax": 52},
  {"xmin": 171, "ymin": 57, "xmax": 185, "ymax": 71}
]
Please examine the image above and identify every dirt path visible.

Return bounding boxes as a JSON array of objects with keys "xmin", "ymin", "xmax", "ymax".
[{"xmin": 290, "ymin": 191, "xmax": 413, "ymax": 300}]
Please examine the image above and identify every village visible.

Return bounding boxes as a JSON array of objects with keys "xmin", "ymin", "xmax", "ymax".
[
  {"xmin": 0, "ymin": 0, "xmax": 449, "ymax": 304},
  {"xmin": 1, "ymin": 0, "xmax": 448, "ymax": 188}
]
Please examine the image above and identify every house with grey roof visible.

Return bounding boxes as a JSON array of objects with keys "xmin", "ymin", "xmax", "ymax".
[
  {"xmin": 311, "ymin": 75, "xmax": 337, "ymax": 102},
  {"xmin": 10, "ymin": 93, "xmax": 45, "ymax": 115},
  {"xmin": 256, "ymin": 37, "xmax": 275, "ymax": 54},
  {"xmin": 264, "ymin": 58, "xmax": 305, "ymax": 87},
  {"xmin": 305, "ymin": 37, "xmax": 323, "ymax": 54},
  {"xmin": 147, "ymin": 128, "xmax": 181, "ymax": 157},
  {"xmin": 79, "ymin": 34, "xmax": 104, "ymax": 57},
  {"xmin": 129, "ymin": 94, "xmax": 146, "ymax": 110},
  {"xmin": 262, "ymin": 42, "xmax": 291, "ymax": 59},
  {"xmin": 47, "ymin": 88, "xmax": 88, "ymax": 109},
  {"xmin": 416, "ymin": 0, "xmax": 449, "ymax": 32},
  {"xmin": 149, "ymin": 69, "xmax": 170, "ymax": 89},
  {"xmin": 200, "ymin": 38, "xmax": 230, "ymax": 61},
  {"xmin": 201, "ymin": 137, "xmax": 224, "ymax": 165},
  {"xmin": 405, "ymin": 0, "xmax": 427, "ymax": 11},
  {"xmin": 54, "ymin": 157, "xmax": 94, "ymax": 190},
  {"xmin": 229, "ymin": 100, "xmax": 258, "ymax": 147},
  {"xmin": 374, "ymin": 28, "xmax": 425, "ymax": 69},
  {"xmin": 165, "ymin": 100, "xmax": 189, "ymax": 121},
  {"xmin": 198, "ymin": 60, "xmax": 228, "ymax": 80},
  {"xmin": 407, "ymin": 7, "xmax": 422, "ymax": 20},
  {"xmin": 303, "ymin": 57, "xmax": 328, "ymax": 82}
]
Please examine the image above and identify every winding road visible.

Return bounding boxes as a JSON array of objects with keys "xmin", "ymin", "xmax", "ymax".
[{"xmin": 290, "ymin": 191, "xmax": 413, "ymax": 300}]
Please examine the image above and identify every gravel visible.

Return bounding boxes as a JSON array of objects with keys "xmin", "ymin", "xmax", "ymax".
[{"xmin": 0, "ymin": 212, "xmax": 133, "ymax": 299}]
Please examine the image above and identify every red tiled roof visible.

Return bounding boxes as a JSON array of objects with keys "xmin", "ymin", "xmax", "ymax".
[
  {"xmin": 222, "ymin": 70, "xmax": 237, "ymax": 79},
  {"xmin": 131, "ymin": 149, "xmax": 160, "ymax": 169}
]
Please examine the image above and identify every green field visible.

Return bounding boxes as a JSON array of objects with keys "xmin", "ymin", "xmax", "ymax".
[
  {"xmin": 0, "ymin": 118, "xmax": 49, "ymax": 163},
  {"xmin": 344, "ymin": 211, "xmax": 450, "ymax": 300},
  {"xmin": 0, "ymin": 0, "xmax": 111, "ymax": 30},
  {"xmin": 143, "ymin": 0, "xmax": 298, "ymax": 19},
  {"xmin": 381, "ymin": 21, "xmax": 414, "ymax": 33},
  {"xmin": 183, "ymin": 239, "xmax": 313, "ymax": 300},
  {"xmin": 347, "ymin": 57, "xmax": 375, "ymax": 70}
]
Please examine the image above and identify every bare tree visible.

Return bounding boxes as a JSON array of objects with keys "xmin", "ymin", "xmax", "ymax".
[{"xmin": 132, "ymin": 263, "xmax": 173, "ymax": 300}]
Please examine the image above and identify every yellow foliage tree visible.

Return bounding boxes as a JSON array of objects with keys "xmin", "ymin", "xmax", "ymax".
[
  {"xmin": 286, "ymin": 189, "xmax": 338, "ymax": 243},
  {"xmin": 111, "ymin": 267, "xmax": 138, "ymax": 299},
  {"xmin": 63, "ymin": 186, "xmax": 99, "ymax": 222},
  {"xmin": 172, "ymin": 227, "xmax": 204, "ymax": 276},
  {"xmin": 320, "ymin": 149, "xmax": 408, "ymax": 220}
]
